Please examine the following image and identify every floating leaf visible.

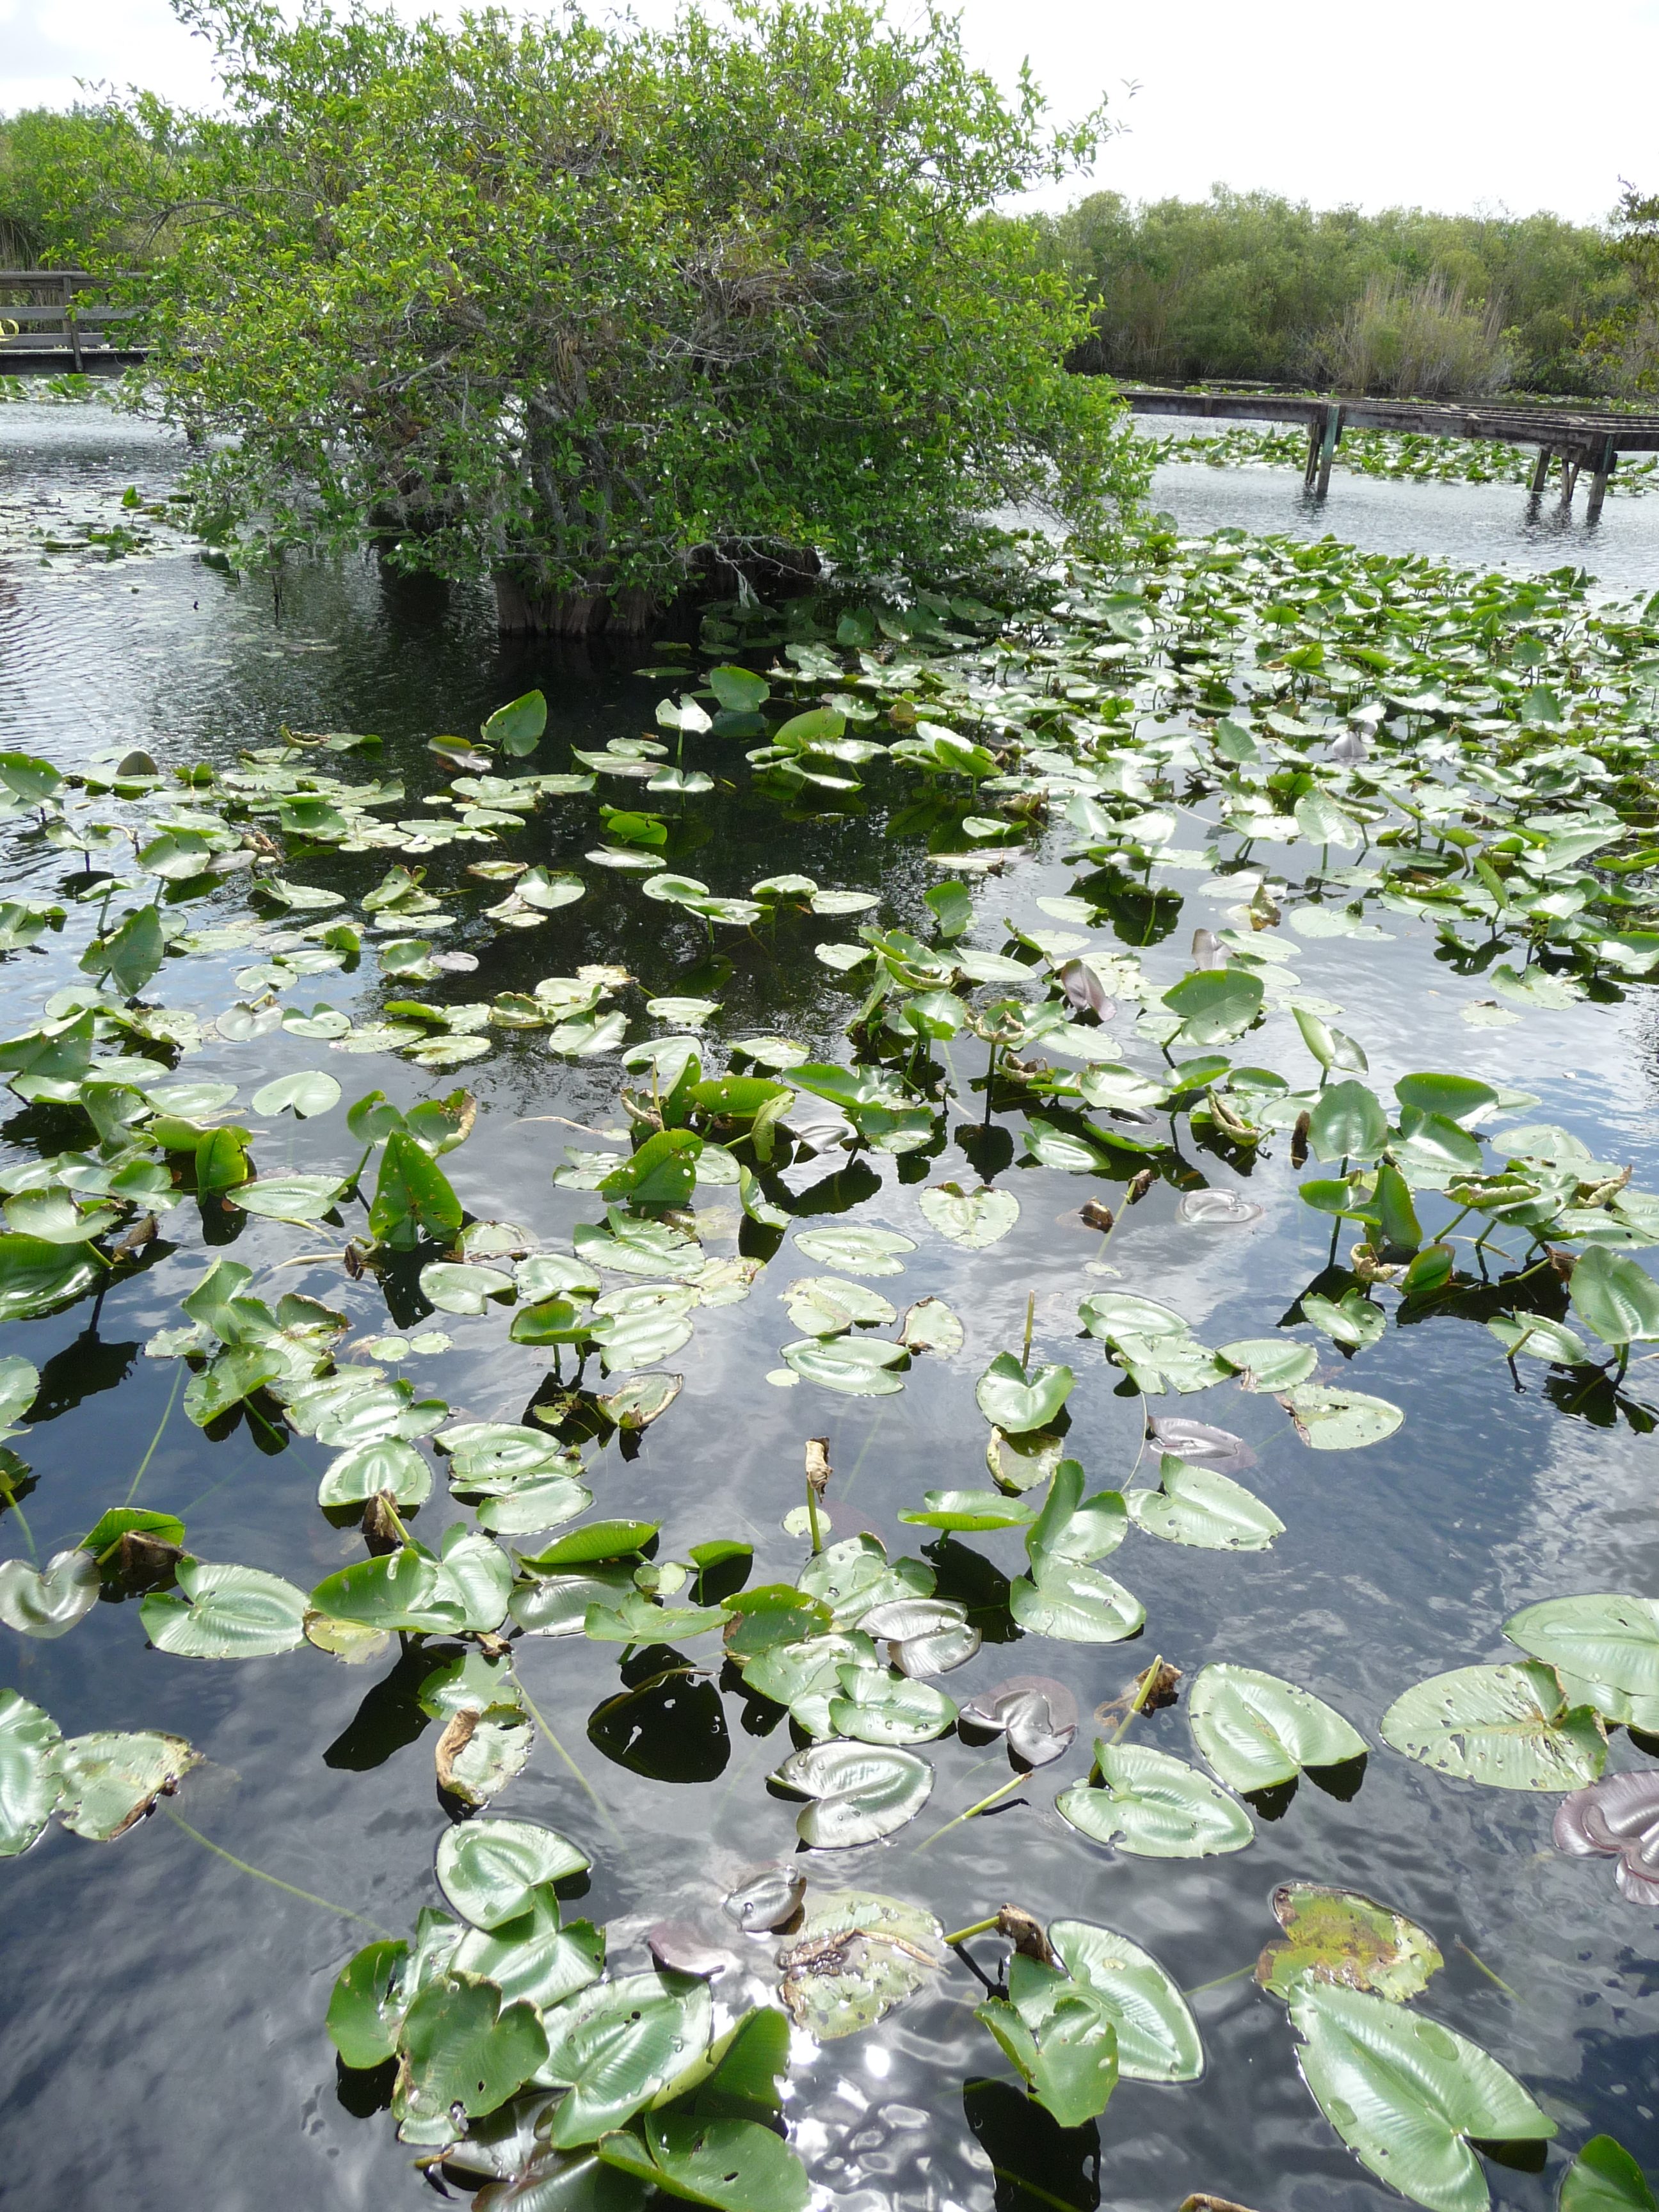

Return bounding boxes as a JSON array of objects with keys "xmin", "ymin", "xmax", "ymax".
[
  {"xmin": 792, "ymin": 1224, "xmax": 915, "ymax": 1277},
  {"xmin": 1280, "ymin": 1384, "xmax": 1403, "ymax": 1450},
  {"xmin": 977, "ymin": 1954, "xmax": 1119, "ymax": 2128},
  {"xmin": 959, "ymin": 1676, "xmax": 1078, "ymax": 1766},
  {"xmin": 435, "ymin": 1818, "xmax": 591, "ymax": 1930},
  {"xmin": 918, "ymin": 1183, "xmax": 1018, "ymax": 1248},
  {"xmin": 1560, "ymin": 2138, "xmax": 1659, "ymax": 2212},
  {"xmin": 55, "ymin": 1729, "xmax": 201, "ymax": 1839},
  {"xmin": 0, "ymin": 1691, "xmax": 62, "ymax": 1855},
  {"xmin": 1057, "ymin": 1742, "xmax": 1253, "ymax": 1857},
  {"xmin": 1128, "ymin": 1458, "xmax": 1283, "ymax": 1551},
  {"xmin": 781, "ymin": 1276, "xmax": 897, "ymax": 1335},
  {"xmin": 0, "ymin": 1546, "xmax": 100, "ymax": 1638},
  {"xmin": 1290, "ymin": 1980, "xmax": 1554, "ymax": 2212},
  {"xmin": 976, "ymin": 1353, "xmax": 1074, "ymax": 1434},
  {"xmin": 1009, "ymin": 1562, "xmax": 1144, "ymax": 1644},
  {"xmin": 540, "ymin": 1973, "xmax": 710, "ymax": 2148},
  {"xmin": 778, "ymin": 1889, "xmax": 945, "ymax": 2039},
  {"xmin": 1381, "ymin": 1661, "xmax": 1605, "ymax": 1791},
  {"xmin": 723, "ymin": 1866, "xmax": 806, "ymax": 1934},
  {"xmin": 1048, "ymin": 1919, "xmax": 1203, "ymax": 2082},
  {"xmin": 140, "ymin": 1559, "xmax": 309, "ymax": 1659},
  {"xmin": 899, "ymin": 1297, "xmax": 963, "ymax": 1355},
  {"xmin": 1189, "ymin": 1663, "xmax": 1366, "ymax": 1791},
  {"xmin": 1217, "ymin": 1338, "xmax": 1320, "ymax": 1390},
  {"xmin": 1162, "ymin": 969, "xmax": 1263, "ymax": 1046},
  {"xmin": 397, "ymin": 1976, "xmax": 548, "ymax": 2128},
  {"xmin": 1570, "ymin": 1248, "xmax": 1659, "ymax": 1346},
  {"xmin": 771, "ymin": 1739, "xmax": 933, "ymax": 1847},
  {"xmin": 780, "ymin": 1337, "xmax": 908, "ymax": 1396},
  {"xmin": 250, "ymin": 1070, "xmax": 341, "ymax": 1119},
  {"xmin": 0, "ymin": 1235, "xmax": 101, "ymax": 1322},
  {"xmin": 317, "ymin": 1439, "xmax": 433, "ymax": 1509},
  {"xmin": 1504, "ymin": 1594, "xmax": 1659, "ymax": 1700},
  {"xmin": 600, "ymin": 2113, "xmax": 810, "ymax": 2212},
  {"xmin": 1553, "ymin": 1774, "xmax": 1659, "ymax": 1906},
  {"xmin": 1256, "ymin": 1884, "xmax": 1443, "ymax": 2003},
  {"xmin": 419, "ymin": 1262, "xmax": 515, "ymax": 1316}
]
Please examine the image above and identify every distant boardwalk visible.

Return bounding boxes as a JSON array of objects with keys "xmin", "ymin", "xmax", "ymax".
[{"xmin": 1117, "ymin": 381, "xmax": 1659, "ymax": 521}]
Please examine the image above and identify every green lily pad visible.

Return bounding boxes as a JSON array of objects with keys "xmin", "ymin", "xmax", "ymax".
[
  {"xmin": 140, "ymin": 1559, "xmax": 309, "ymax": 1659},
  {"xmin": 0, "ymin": 1690, "xmax": 62, "ymax": 1855},
  {"xmin": 771, "ymin": 1739, "xmax": 934, "ymax": 1847},
  {"xmin": 1256, "ymin": 1883, "xmax": 1443, "ymax": 2003},
  {"xmin": 55, "ymin": 1728, "xmax": 202, "ymax": 1839},
  {"xmin": 1128, "ymin": 1457, "xmax": 1284, "ymax": 1550},
  {"xmin": 1048, "ymin": 1918, "xmax": 1204, "ymax": 2081},
  {"xmin": 1057, "ymin": 1742, "xmax": 1253, "ymax": 1858},
  {"xmin": 1188, "ymin": 1662, "xmax": 1366, "ymax": 1791},
  {"xmin": 1381, "ymin": 1660, "xmax": 1606, "ymax": 1790},
  {"xmin": 436, "ymin": 1818, "xmax": 591, "ymax": 1929},
  {"xmin": 917, "ymin": 1183, "xmax": 1019, "ymax": 1248}
]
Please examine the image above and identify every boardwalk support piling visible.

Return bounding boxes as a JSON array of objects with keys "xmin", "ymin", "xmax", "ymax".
[
  {"xmin": 1314, "ymin": 403, "xmax": 1345, "ymax": 497},
  {"xmin": 1559, "ymin": 457, "xmax": 1581, "ymax": 512},
  {"xmin": 1529, "ymin": 447, "xmax": 1552, "ymax": 497},
  {"xmin": 1302, "ymin": 421, "xmax": 1321, "ymax": 492},
  {"xmin": 1587, "ymin": 435, "xmax": 1617, "ymax": 524}
]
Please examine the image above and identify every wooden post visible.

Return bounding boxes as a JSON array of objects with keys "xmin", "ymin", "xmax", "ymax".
[
  {"xmin": 1528, "ymin": 447, "xmax": 1551, "ymax": 497},
  {"xmin": 1302, "ymin": 419, "xmax": 1321, "ymax": 491},
  {"xmin": 1315, "ymin": 403, "xmax": 1346, "ymax": 497},
  {"xmin": 63, "ymin": 275, "xmax": 83, "ymax": 374},
  {"xmin": 1558, "ymin": 456, "xmax": 1581, "ymax": 511},
  {"xmin": 1586, "ymin": 434, "xmax": 1617, "ymax": 524}
]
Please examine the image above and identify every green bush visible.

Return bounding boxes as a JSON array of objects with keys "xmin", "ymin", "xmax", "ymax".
[{"xmin": 108, "ymin": 0, "xmax": 1146, "ymax": 629}]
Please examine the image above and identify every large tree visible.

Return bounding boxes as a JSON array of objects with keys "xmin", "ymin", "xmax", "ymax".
[{"xmin": 102, "ymin": 0, "xmax": 1145, "ymax": 629}]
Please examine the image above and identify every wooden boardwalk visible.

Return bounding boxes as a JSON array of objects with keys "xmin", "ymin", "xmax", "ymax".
[
  {"xmin": 1122, "ymin": 384, "xmax": 1659, "ymax": 520},
  {"xmin": 0, "ymin": 270, "xmax": 144, "ymax": 376}
]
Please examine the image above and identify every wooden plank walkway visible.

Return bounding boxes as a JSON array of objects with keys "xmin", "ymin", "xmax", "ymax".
[
  {"xmin": 1122, "ymin": 384, "xmax": 1659, "ymax": 520},
  {"xmin": 0, "ymin": 270, "xmax": 144, "ymax": 377}
]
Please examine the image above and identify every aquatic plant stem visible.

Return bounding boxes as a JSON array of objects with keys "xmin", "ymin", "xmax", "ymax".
[
  {"xmin": 124, "ymin": 1362, "xmax": 183, "ymax": 1505},
  {"xmin": 1109, "ymin": 1653, "xmax": 1164, "ymax": 1745},
  {"xmin": 1455, "ymin": 1937, "xmax": 1520, "ymax": 2000},
  {"xmin": 1182, "ymin": 1961, "xmax": 1257, "ymax": 1998},
  {"xmin": 161, "ymin": 1807, "xmax": 394, "ymax": 1936},
  {"xmin": 514, "ymin": 1680, "xmax": 622, "ymax": 1840},
  {"xmin": 942, "ymin": 1915, "xmax": 1000, "ymax": 1945},
  {"xmin": 914, "ymin": 1769, "xmax": 1027, "ymax": 1852}
]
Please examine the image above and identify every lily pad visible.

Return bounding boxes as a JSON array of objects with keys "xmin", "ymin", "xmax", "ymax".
[
  {"xmin": 976, "ymin": 1353, "xmax": 1074, "ymax": 1434},
  {"xmin": 1057, "ymin": 1742, "xmax": 1253, "ymax": 1857},
  {"xmin": 792, "ymin": 1224, "xmax": 915, "ymax": 1277},
  {"xmin": 1280, "ymin": 1383, "xmax": 1404, "ymax": 1450},
  {"xmin": 1256, "ymin": 1884, "xmax": 1443, "ymax": 2003},
  {"xmin": 778, "ymin": 1888, "xmax": 945, "ymax": 2039},
  {"xmin": 1048, "ymin": 1919, "xmax": 1203, "ymax": 2081},
  {"xmin": 55, "ymin": 1728, "xmax": 201, "ymax": 1839},
  {"xmin": 140, "ymin": 1559, "xmax": 309, "ymax": 1659},
  {"xmin": 1128, "ymin": 1459, "xmax": 1284, "ymax": 1551},
  {"xmin": 771, "ymin": 1739, "xmax": 934, "ymax": 1847},
  {"xmin": 1009, "ymin": 1561, "xmax": 1144, "ymax": 1644},
  {"xmin": 0, "ymin": 1546, "xmax": 100, "ymax": 1638},
  {"xmin": 1188, "ymin": 1663, "xmax": 1366, "ymax": 1791},
  {"xmin": 917, "ymin": 1183, "xmax": 1019, "ymax": 1248},
  {"xmin": 0, "ymin": 1690, "xmax": 62, "ymax": 1855},
  {"xmin": 1381, "ymin": 1661, "xmax": 1606, "ymax": 1791},
  {"xmin": 435, "ymin": 1818, "xmax": 591, "ymax": 1929},
  {"xmin": 1290, "ymin": 1980, "xmax": 1554, "ymax": 2212}
]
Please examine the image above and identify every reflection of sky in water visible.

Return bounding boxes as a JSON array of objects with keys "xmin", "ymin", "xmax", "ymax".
[{"xmin": 1, "ymin": 401, "xmax": 1657, "ymax": 2208}]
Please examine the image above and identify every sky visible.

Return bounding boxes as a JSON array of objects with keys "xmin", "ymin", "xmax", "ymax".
[{"xmin": 4, "ymin": 0, "xmax": 1657, "ymax": 226}]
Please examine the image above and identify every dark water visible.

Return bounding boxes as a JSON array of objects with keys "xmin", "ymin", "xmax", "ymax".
[{"xmin": 3, "ymin": 397, "xmax": 1658, "ymax": 2212}]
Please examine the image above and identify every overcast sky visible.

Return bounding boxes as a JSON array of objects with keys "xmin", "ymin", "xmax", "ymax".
[{"xmin": 3, "ymin": 0, "xmax": 1655, "ymax": 225}]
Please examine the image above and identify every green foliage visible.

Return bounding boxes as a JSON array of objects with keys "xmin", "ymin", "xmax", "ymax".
[
  {"xmin": 123, "ymin": 0, "xmax": 1146, "ymax": 611},
  {"xmin": 1046, "ymin": 184, "xmax": 1636, "ymax": 396}
]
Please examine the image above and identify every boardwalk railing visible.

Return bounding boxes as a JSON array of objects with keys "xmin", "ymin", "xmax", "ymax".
[
  {"xmin": 0, "ymin": 271, "xmax": 146, "ymax": 376},
  {"xmin": 1119, "ymin": 384, "xmax": 1659, "ymax": 522}
]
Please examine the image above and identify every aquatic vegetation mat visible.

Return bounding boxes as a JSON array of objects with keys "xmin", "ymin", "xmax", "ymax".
[{"xmin": 4, "ymin": 516, "xmax": 1659, "ymax": 2207}]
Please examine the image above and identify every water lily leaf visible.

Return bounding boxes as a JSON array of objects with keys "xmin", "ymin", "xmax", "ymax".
[
  {"xmin": 828, "ymin": 1665, "xmax": 957, "ymax": 1745},
  {"xmin": 0, "ymin": 1690, "xmax": 62, "ymax": 1855},
  {"xmin": 598, "ymin": 2112, "xmax": 806, "ymax": 2212},
  {"xmin": 437, "ymin": 1704, "xmax": 534, "ymax": 1806},
  {"xmin": 575, "ymin": 1212, "xmax": 703, "ymax": 1281},
  {"xmin": 977, "ymin": 1956, "xmax": 1119, "ymax": 2129},
  {"xmin": 976, "ymin": 1353, "xmax": 1074, "ymax": 1434},
  {"xmin": 540, "ymin": 1973, "xmax": 712, "ymax": 2148},
  {"xmin": 4, "ymin": 1189, "xmax": 122, "ymax": 1244},
  {"xmin": 1381, "ymin": 1660, "xmax": 1606, "ymax": 1790},
  {"xmin": 0, "ymin": 1235, "xmax": 101, "ymax": 1320},
  {"xmin": 777, "ymin": 1888, "xmax": 945, "ymax": 2039},
  {"xmin": 1009, "ymin": 1561, "xmax": 1144, "ymax": 1644},
  {"xmin": 0, "ymin": 1354, "xmax": 38, "ymax": 1437},
  {"xmin": 1256, "ymin": 1884, "xmax": 1443, "ymax": 2003},
  {"xmin": 1570, "ymin": 1248, "xmax": 1659, "ymax": 1346},
  {"xmin": 771, "ymin": 1739, "xmax": 934, "ymax": 1846},
  {"xmin": 899, "ymin": 1489, "xmax": 1037, "ymax": 1533},
  {"xmin": 317, "ymin": 1438, "xmax": 433, "ymax": 1509},
  {"xmin": 860, "ymin": 1595, "xmax": 979, "ymax": 1677},
  {"xmin": 780, "ymin": 1337, "xmax": 908, "ymax": 1395},
  {"xmin": 959, "ymin": 1676, "xmax": 1077, "ymax": 1765},
  {"xmin": 1290, "ymin": 1980, "xmax": 1554, "ymax": 2212},
  {"xmin": 250, "ymin": 1070, "xmax": 341, "ymax": 1119},
  {"xmin": 1301, "ymin": 1289, "xmax": 1386, "ymax": 1349},
  {"xmin": 397, "ymin": 1976, "xmax": 548, "ymax": 2127},
  {"xmin": 1560, "ymin": 2138, "xmax": 1659, "ymax": 2212},
  {"xmin": 917, "ymin": 1183, "xmax": 1018, "ymax": 1248},
  {"xmin": 1078, "ymin": 1291, "xmax": 1187, "ymax": 1341},
  {"xmin": 435, "ymin": 1818, "xmax": 591, "ymax": 1930},
  {"xmin": 1280, "ymin": 1384, "xmax": 1403, "ymax": 1450},
  {"xmin": 1162, "ymin": 968, "xmax": 1263, "ymax": 1046},
  {"xmin": 1504, "ymin": 1594, "xmax": 1659, "ymax": 1699},
  {"xmin": 1129, "ymin": 1457, "xmax": 1284, "ymax": 1550},
  {"xmin": 601, "ymin": 1130, "xmax": 703, "ymax": 1205},
  {"xmin": 1486, "ymin": 1315, "xmax": 1591, "ymax": 1365},
  {"xmin": 781, "ymin": 1276, "xmax": 897, "ymax": 1335},
  {"xmin": 1057, "ymin": 1742, "xmax": 1253, "ymax": 1857},
  {"xmin": 419, "ymin": 1262, "xmax": 516, "ymax": 1316},
  {"xmin": 55, "ymin": 1728, "xmax": 201, "ymax": 1839},
  {"xmin": 1048, "ymin": 1919, "xmax": 1203, "ymax": 2081},
  {"xmin": 233, "ymin": 1174, "xmax": 348, "ymax": 1222},
  {"xmin": 1395, "ymin": 1073, "xmax": 1499, "ymax": 1128},
  {"xmin": 597, "ymin": 1374, "xmax": 682, "ymax": 1430},
  {"xmin": 792, "ymin": 1224, "xmax": 915, "ymax": 1277},
  {"xmin": 0, "ymin": 1546, "xmax": 100, "ymax": 1637},
  {"xmin": 140, "ymin": 1559, "xmax": 309, "ymax": 1658},
  {"xmin": 1217, "ymin": 1337, "xmax": 1319, "ymax": 1390},
  {"xmin": 1025, "ymin": 1458, "xmax": 1126, "ymax": 1568},
  {"xmin": 327, "ymin": 1939, "xmax": 409, "ymax": 2070},
  {"xmin": 1189, "ymin": 1663, "xmax": 1366, "ymax": 1791},
  {"xmin": 483, "ymin": 689, "xmax": 548, "ymax": 756}
]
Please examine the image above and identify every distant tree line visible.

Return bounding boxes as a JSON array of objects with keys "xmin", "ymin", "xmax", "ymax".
[{"xmin": 1039, "ymin": 186, "xmax": 1659, "ymax": 399}]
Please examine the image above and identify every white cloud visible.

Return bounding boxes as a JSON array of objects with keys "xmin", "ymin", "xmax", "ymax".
[{"xmin": 3, "ymin": 0, "xmax": 1653, "ymax": 225}]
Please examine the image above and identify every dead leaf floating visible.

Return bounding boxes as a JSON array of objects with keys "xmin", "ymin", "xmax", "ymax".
[
  {"xmin": 1554, "ymin": 1772, "xmax": 1659, "ymax": 1905},
  {"xmin": 722, "ymin": 1865, "xmax": 806, "ymax": 1934}
]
